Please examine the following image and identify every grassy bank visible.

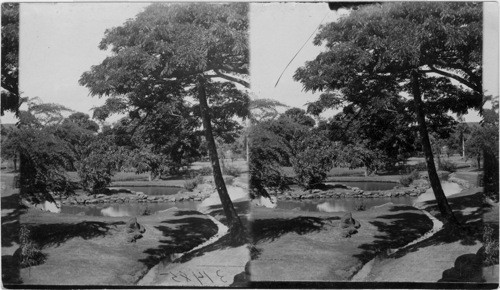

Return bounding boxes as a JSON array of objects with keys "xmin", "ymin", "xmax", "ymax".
[
  {"xmin": 18, "ymin": 208, "xmax": 218, "ymax": 285},
  {"xmin": 250, "ymin": 203, "xmax": 433, "ymax": 282}
]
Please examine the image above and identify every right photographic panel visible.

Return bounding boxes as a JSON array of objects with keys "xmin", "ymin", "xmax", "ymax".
[{"xmin": 248, "ymin": 2, "xmax": 499, "ymax": 288}]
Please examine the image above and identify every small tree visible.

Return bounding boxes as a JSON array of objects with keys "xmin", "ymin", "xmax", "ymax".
[
  {"xmin": 77, "ymin": 135, "xmax": 123, "ymax": 194},
  {"xmin": 12, "ymin": 127, "xmax": 75, "ymax": 202},
  {"xmin": 289, "ymin": 131, "xmax": 337, "ymax": 189}
]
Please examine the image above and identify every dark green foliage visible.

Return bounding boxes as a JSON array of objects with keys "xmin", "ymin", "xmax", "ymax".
[
  {"xmin": 250, "ymin": 117, "xmax": 339, "ymax": 192},
  {"xmin": 9, "ymin": 127, "xmax": 76, "ymax": 202},
  {"xmin": 290, "ymin": 131, "xmax": 337, "ymax": 189},
  {"xmin": 77, "ymin": 136, "xmax": 123, "ymax": 194},
  {"xmin": 481, "ymin": 225, "xmax": 499, "ymax": 266},
  {"xmin": 412, "ymin": 162, "xmax": 428, "ymax": 171},
  {"xmin": 249, "ymin": 98, "xmax": 288, "ymax": 123},
  {"xmin": 294, "ymin": 2, "xmax": 482, "ymax": 222},
  {"xmin": 248, "ymin": 120, "xmax": 296, "ymax": 195},
  {"xmin": 184, "ymin": 174, "xmax": 204, "ymax": 191},
  {"xmin": 223, "ymin": 164, "xmax": 241, "ymax": 177},
  {"xmin": 198, "ymin": 166, "xmax": 213, "ymax": 176},
  {"xmin": 439, "ymin": 160, "xmax": 457, "ymax": 172},
  {"xmin": 279, "ymin": 108, "xmax": 315, "ymax": 127},
  {"xmin": 399, "ymin": 170, "xmax": 420, "ymax": 187},
  {"xmin": 79, "ymin": 3, "xmax": 250, "ymax": 233},
  {"xmin": 1, "ymin": 3, "xmax": 20, "ymax": 116},
  {"xmin": 19, "ymin": 225, "xmax": 46, "ymax": 268},
  {"xmin": 63, "ymin": 112, "xmax": 99, "ymax": 132}
]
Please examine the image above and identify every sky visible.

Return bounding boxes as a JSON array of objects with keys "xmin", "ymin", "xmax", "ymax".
[{"xmin": 1, "ymin": 2, "xmax": 498, "ymax": 124}]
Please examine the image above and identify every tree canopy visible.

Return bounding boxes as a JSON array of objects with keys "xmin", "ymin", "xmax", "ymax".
[
  {"xmin": 1, "ymin": 3, "xmax": 20, "ymax": 116},
  {"xmin": 294, "ymin": 2, "xmax": 483, "ymax": 223},
  {"xmin": 79, "ymin": 3, "xmax": 250, "ymax": 237}
]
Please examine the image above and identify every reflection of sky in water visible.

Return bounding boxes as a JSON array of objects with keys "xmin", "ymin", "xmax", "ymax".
[
  {"xmin": 317, "ymin": 202, "xmax": 347, "ymax": 212},
  {"xmin": 62, "ymin": 201, "xmax": 200, "ymax": 217},
  {"xmin": 278, "ymin": 196, "xmax": 416, "ymax": 213},
  {"xmin": 101, "ymin": 206, "xmax": 132, "ymax": 217},
  {"xmin": 40, "ymin": 201, "xmax": 61, "ymax": 213}
]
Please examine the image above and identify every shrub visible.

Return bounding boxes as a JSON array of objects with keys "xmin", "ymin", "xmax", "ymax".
[
  {"xmin": 400, "ymin": 170, "xmax": 420, "ymax": 187},
  {"xmin": 413, "ymin": 162, "xmax": 427, "ymax": 171},
  {"xmin": 482, "ymin": 225, "xmax": 499, "ymax": 267},
  {"xmin": 409, "ymin": 169, "xmax": 420, "ymax": 180},
  {"xmin": 223, "ymin": 165, "xmax": 241, "ymax": 177},
  {"xmin": 19, "ymin": 225, "xmax": 46, "ymax": 269},
  {"xmin": 224, "ymin": 176, "xmax": 235, "ymax": 185},
  {"xmin": 290, "ymin": 133, "xmax": 337, "ymax": 189},
  {"xmin": 78, "ymin": 137, "xmax": 122, "ymax": 194},
  {"xmin": 184, "ymin": 174, "xmax": 204, "ymax": 191},
  {"xmin": 198, "ymin": 166, "xmax": 213, "ymax": 176},
  {"xmin": 439, "ymin": 160, "xmax": 457, "ymax": 172}
]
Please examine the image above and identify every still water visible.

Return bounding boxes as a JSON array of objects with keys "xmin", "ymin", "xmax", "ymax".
[
  {"xmin": 277, "ymin": 196, "xmax": 416, "ymax": 213},
  {"xmin": 326, "ymin": 181, "xmax": 398, "ymax": 191},
  {"xmin": 111, "ymin": 186, "xmax": 183, "ymax": 196},
  {"xmin": 61, "ymin": 201, "xmax": 199, "ymax": 217}
]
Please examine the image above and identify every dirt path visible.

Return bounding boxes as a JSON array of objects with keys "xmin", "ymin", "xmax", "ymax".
[{"xmin": 358, "ymin": 187, "xmax": 498, "ymax": 283}]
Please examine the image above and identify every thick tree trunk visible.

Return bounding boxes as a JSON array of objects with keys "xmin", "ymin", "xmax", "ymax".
[
  {"xmin": 197, "ymin": 76, "xmax": 246, "ymax": 241},
  {"xmin": 411, "ymin": 70, "xmax": 459, "ymax": 225}
]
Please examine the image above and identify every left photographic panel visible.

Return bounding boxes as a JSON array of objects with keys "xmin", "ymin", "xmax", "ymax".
[{"xmin": 1, "ymin": 2, "xmax": 250, "ymax": 287}]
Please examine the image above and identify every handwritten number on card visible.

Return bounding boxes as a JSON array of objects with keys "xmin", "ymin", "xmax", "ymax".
[
  {"xmin": 192, "ymin": 271, "xmax": 204, "ymax": 285},
  {"xmin": 178, "ymin": 271, "xmax": 191, "ymax": 282},
  {"xmin": 203, "ymin": 271, "xmax": 214, "ymax": 283},
  {"xmin": 216, "ymin": 269, "xmax": 226, "ymax": 283},
  {"xmin": 169, "ymin": 271, "xmax": 180, "ymax": 282}
]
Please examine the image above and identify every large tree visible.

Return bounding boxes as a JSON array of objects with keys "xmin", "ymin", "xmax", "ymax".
[
  {"xmin": 295, "ymin": 2, "xmax": 482, "ymax": 224},
  {"xmin": 79, "ymin": 3, "xmax": 249, "ymax": 239},
  {"xmin": 1, "ymin": 3, "xmax": 20, "ymax": 116}
]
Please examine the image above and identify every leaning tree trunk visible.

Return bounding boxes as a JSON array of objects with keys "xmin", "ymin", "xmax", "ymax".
[
  {"xmin": 197, "ymin": 76, "xmax": 246, "ymax": 241},
  {"xmin": 411, "ymin": 70, "xmax": 459, "ymax": 225}
]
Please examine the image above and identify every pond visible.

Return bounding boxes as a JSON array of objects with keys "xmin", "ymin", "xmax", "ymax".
[
  {"xmin": 326, "ymin": 181, "xmax": 398, "ymax": 191},
  {"xmin": 110, "ymin": 186, "xmax": 184, "ymax": 196},
  {"xmin": 277, "ymin": 181, "xmax": 461, "ymax": 213},
  {"xmin": 61, "ymin": 201, "xmax": 200, "ymax": 217},
  {"xmin": 277, "ymin": 196, "xmax": 416, "ymax": 213}
]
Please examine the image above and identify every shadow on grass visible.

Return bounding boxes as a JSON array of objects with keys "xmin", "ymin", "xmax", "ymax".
[
  {"xmin": 26, "ymin": 221, "xmax": 125, "ymax": 248},
  {"xmin": 2, "ymin": 192, "xmax": 22, "ymax": 248},
  {"xmin": 173, "ymin": 210, "xmax": 204, "ymax": 217},
  {"xmin": 353, "ymin": 207, "xmax": 434, "ymax": 264},
  {"xmin": 139, "ymin": 217, "xmax": 218, "ymax": 268},
  {"xmin": 403, "ymin": 190, "xmax": 489, "ymax": 252},
  {"xmin": 252, "ymin": 216, "xmax": 339, "ymax": 244},
  {"xmin": 1, "ymin": 179, "xmax": 23, "ymax": 285},
  {"xmin": 205, "ymin": 200, "xmax": 250, "ymax": 228},
  {"xmin": 2, "ymin": 255, "xmax": 22, "ymax": 284}
]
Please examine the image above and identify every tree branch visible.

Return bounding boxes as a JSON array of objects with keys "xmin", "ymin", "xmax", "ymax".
[
  {"xmin": 423, "ymin": 66, "xmax": 481, "ymax": 93},
  {"xmin": 211, "ymin": 70, "xmax": 250, "ymax": 88}
]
